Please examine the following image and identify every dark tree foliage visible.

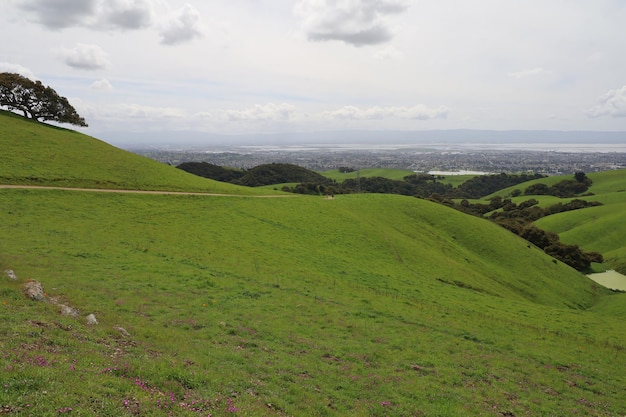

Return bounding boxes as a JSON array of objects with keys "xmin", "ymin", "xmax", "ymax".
[
  {"xmin": 234, "ymin": 163, "xmax": 332, "ymax": 187},
  {"xmin": 544, "ymin": 244, "xmax": 602, "ymax": 272},
  {"xmin": 574, "ymin": 171, "xmax": 588, "ymax": 183},
  {"xmin": 177, "ymin": 162, "xmax": 333, "ymax": 187},
  {"xmin": 456, "ymin": 172, "xmax": 545, "ymax": 199},
  {"xmin": 339, "ymin": 175, "xmax": 453, "ymax": 197},
  {"xmin": 0, "ymin": 72, "xmax": 87, "ymax": 127},
  {"xmin": 524, "ymin": 174, "xmax": 593, "ymax": 198},
  {"xmin": 177, "ymin": 162, "xmax": 245, "ymax": 182}
]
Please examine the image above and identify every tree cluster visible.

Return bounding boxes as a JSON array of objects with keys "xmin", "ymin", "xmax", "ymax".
[
  {"xmin": 496, "ymin": 220, "xmax": 603, "ymax": 271},
  {"xmin": 177, "ymin": 162, "xmax": 245, "ymax": 183},
  {"xmin": 523, "ymin": 172, "xmax": 592, "ymax": 198},
  {"xmin": 284, "ymin": 174, "xmax": 454, "ymax": 197},
  {"xmin": 456, "ymin": 172, "xmax": 545, "ymax": 199},
  {"xmin": 0, "ymin": 73, "xmax": 87, "ymax": 127},
  {"xmin": 177, "ymin": 162, "xmax": 332, "ymax": 188}
]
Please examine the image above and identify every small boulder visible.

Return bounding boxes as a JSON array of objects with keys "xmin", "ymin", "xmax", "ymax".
[
  {"xmin": 113, "ymin": 326, "xmax": 130, "ymax": 337},
  {"xmin": 22, "ymin": 280, "xmax": 45, "ymax": 301},
  {"xmin": 60, "ymin": 304, "xmax": 79, "ymax": 318},
  {"xmin": 4, "ymin": 269, "xmax": 17, "ymax": 281},
  {"xmin": 85, "ymin": 314, "xmax": 98, "ymax": 325}
]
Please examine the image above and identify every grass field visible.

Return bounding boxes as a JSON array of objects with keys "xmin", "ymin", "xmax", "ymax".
[
  {"xmin": 1, "ymin": 113, "xmax": 626, "ymax": 416},
  {"xmin": 2, "ymin": 190, "xmax": 625, "ymax": 416}
]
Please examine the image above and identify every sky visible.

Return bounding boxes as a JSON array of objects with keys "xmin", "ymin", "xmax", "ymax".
[{"xmin": 1, "ymin": 0, "xmax": 626, "ymax": 145}]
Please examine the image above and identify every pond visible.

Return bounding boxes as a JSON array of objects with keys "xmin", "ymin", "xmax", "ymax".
[{"xmin": 587, "ymin": 270, "xmax": 626, "ymax": 291}]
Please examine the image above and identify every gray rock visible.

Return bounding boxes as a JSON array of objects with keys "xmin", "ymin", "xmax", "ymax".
[
  {"xmin": 85, "ymin": 314, "xmax": 98, "ymax": 325},
  {"xmin": 22, "ymin": 280, "xmax": 45, "ymax": 301},
  {"xmin": 4, "ymin": 269, "xmax": 17, "ymax": 280},
  {"xmin": 59, "ymin": 304, "xmax": 79, "ymax": 318},
  {"xmin": 113, "ymin": 326, "xmax": 130, "ymax": 337}
]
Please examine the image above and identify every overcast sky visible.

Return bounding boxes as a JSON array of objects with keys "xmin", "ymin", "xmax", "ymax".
[{"xmin": 1, "ymin": 0, "xmax": 626, "ymax": 144}]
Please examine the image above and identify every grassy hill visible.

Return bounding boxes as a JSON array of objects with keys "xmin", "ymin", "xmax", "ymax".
[
  {"xmin": 537, "ymin": 170, "xmax": 626, "ymax": 273},
  {"xmin": 1, "ymin": 116, "xmax": 625, "ymax": 416},
  {"xmin": 0, "ymin": 110, "xmax": 272, "ymax": 195},
  {"xmin": 485, "ymin": 169, "xmax": 626, "ymax": 273},
  {"xmin": 321, "ymin": 168, "xmax": 415, "ymax": 182}
]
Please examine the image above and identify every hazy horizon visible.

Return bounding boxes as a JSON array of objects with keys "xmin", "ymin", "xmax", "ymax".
[{"xmin": 106, "ymin": 128, "xmax": 626, "ymax": 151}]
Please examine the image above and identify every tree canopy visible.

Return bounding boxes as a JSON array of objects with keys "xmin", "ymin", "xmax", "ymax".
[{"xmin": 0, "ymin": 72, "xmax": 87, "ymax": 127}]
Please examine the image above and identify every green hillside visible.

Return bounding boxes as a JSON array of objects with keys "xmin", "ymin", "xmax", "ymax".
[
  {"xmin": 515, "ymin": 170, "xmax": 626, "ymax": 273},
  {"xmin": 479, "ymin": 169, "xmax": 626, "ymax": 273},
  {"xmin": 1, "ymin": 118, "xmax": 625, "ymax": 416},
  {"xmin": 0, "ymin": 110, "xmax": 272, "ymax": 195},
  {"xmin": 321, "ymin": 168, "xmax": 415, "ymax": 181}
]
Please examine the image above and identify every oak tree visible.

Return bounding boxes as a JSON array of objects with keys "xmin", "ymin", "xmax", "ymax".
[{"xmin": 0, "ymin": 72, "xmax": 87, "ymax": 127}]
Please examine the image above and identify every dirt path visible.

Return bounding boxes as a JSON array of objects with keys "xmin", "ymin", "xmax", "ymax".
[{"xmin": 0, "ymin": 184, "xmax": 296, "ymax": 198}]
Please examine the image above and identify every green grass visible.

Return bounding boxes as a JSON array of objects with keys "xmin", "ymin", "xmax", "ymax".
[
  {"xmin": 0, "ymin": 110, "xmax": 275, "ymax": 195},
  {"xmin": 434, "ymin": 174, "xmax": 478, "ymax": 187},
  {"xmin": 321, "ymin": 168, "xmax": 415, "ymax": 182},
  {"xmin": 2, "ymin": 190, "xmax": 625, "ymax": 416},
  {"xmin": 1, "ymin": 114, "xmax": 626, "ymax": 415},
  {"xmin": 531, "ymin": 170, "xmax": 626, "ymax": 273},
  {"xmin": 479, "ymin": 168, "xmax": 626, "ymax": 273}
]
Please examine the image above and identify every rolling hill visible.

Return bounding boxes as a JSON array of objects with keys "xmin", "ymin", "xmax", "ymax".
[
  {"xmin": 0, "ymin": 110, "xmax": 273, "ymax": 195},
  {"xmin": 486, "ymin": 168, "xmax": 626, "ymax": 274},
  {"xmin": 1, "ymin": 113, "xmax": 625, "ymax": 416}
]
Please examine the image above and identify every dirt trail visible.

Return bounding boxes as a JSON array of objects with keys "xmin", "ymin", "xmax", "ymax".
[{"xmin": 0, "ymin": 184, "xmax": 296, "ymax": 198}]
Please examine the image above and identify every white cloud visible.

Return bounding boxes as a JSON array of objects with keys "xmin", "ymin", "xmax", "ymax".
[
  {"xmin": 89, "ymin": 79, "xmax": 113, "ymax": 91},
  {"xmin": 60, "ymin": 44, "xmax": 110, "ymax": 70},
  {"xmin": 100, "ymin": 0, "xmax": 154, "ymax": 30},
  {"xmin": 0, "ymin": 63, "xmax": 38, "ymax": 79},
  {"xmin": 324, "ymin": 104, "xmax": 448, "ymax": 120},
  {"xmin": 159, "ymin": 4, "xmax": 203, "ymax": 45},
  {"xmin": 295, "ymin": 0, "xmax": 410, "ymax": 47},
  {"xmin": 508, "ymin": 67, "xmax": 550, "ymax": 79},
  {"xmin": 221, "ymin": 103, "xmax": 296, "ymax": 121},
  {"xmin": 19, "ymin": 0, "xmax": 97, "ymax": 29},
  {"xmin": 585, "ymin": 86, "xmax": 626, "ymax": 119},
  {"xmin": 117, "ymin": 103, "xmax": 184, "ymax": 119}
]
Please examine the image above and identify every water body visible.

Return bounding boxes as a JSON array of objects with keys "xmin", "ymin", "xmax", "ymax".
[{"xmin": 587, "ymin": 270, "xmax": 626, "ymax": 291}]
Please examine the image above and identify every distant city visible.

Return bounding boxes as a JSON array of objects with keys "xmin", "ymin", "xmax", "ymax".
[{"xmin": 135, "ymin": 144, "xmax": 626, "ymax": 176}]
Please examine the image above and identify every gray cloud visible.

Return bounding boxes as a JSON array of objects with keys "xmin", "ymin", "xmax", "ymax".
[
  {"xmin": 159, "ymin": 4, "xmax": 203, "ymax": 45},
  {"xmin": 19, "ymin": 0, "xmax": 97, "ymax": 29},
  {"xmin": 18, "ymin": 0, "xmax": 151, "ymax": 30},
  {"xmin": 585, "ymin": 86, "xmax": 626, "ymax": 118},
  {"xmin": 296, "ymin": 0, "xmax": 409, "ymax": 46},
  {"xmin": 60, "ymin": 44, "xmax": 110, "ymax": 70},
  {"xmin": 100, "ymin": 0, "xmax": 154, "ymax": 30}
]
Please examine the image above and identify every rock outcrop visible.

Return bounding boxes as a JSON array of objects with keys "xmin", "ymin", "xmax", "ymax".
[{"xmin": 22, "ymin": 279, "xmax": 45, "ymax": 301}]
